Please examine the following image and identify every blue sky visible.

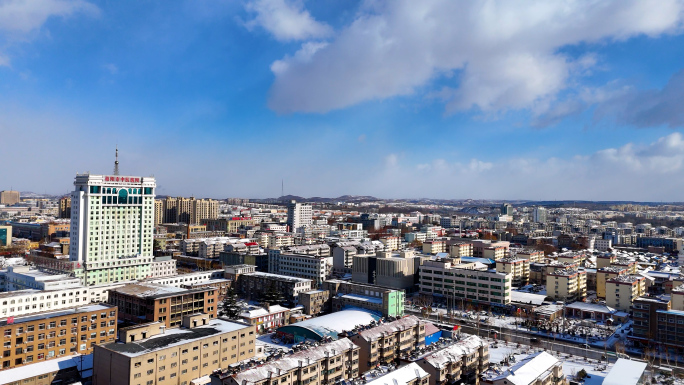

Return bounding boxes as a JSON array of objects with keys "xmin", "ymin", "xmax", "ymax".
[{"xmin": 1, "ymin": 0, "xmax": 684, "ymax": 201}]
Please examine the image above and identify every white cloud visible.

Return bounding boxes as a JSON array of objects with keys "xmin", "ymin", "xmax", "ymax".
[
  {"xmin": 102, "ymin": 63, "xmax": 118, "ymax": 75},
  {"xmin": 266, "ymin": 0, "xmax": 684, "ymax": 114},
  {"xmin": 0, "ymin": 0, "xmax": 98, "ymax": 34},
  {"xmin": 244, "ymin": 0, "xmax": 332, "ymax": 42},
  {"xmin": 0, "ymin": 0, "xmax": 98, "ymax": 66},
  {"xmin": 371, "ymin": 133, "xmax": 684, "ymax": 201}
]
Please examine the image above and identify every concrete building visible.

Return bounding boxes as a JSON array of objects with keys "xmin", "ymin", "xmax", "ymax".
[
  {"xmin": 379, "ymin": 236, "xmax": 400, "ymax": 251},
  {"xmin": 0, "ymin": 190, "xmax": 20, "ymax": 205},
  {"xmin": 286, "ymin": 200, "xmax": 312, "ymax": 232},
  {"xmin": 298, "ymin": 290, "xmax": 330, "ymax": 315},
  {"xmin": 349, "ymin": 315, "xmax": 426, "ymax": 373},
  {"xmin": 352, "ymin": 250, "xmax": 429, "ymax": 293},
  {"xmin": 204, "ymin": 217, "xmax": 257, "ymax": 234},
  {"xmin": 107, "ymin": 283, "xmax": 218, "ymax": 328},
  {"xmin": 605, "ymin": 275, "xmax": 647, "ymax": 311},
  {"xmin": 532, "ymin": 207, "xmax": 548, "ymax": 223},
  {"xmin": 236, "ymin": 271, "xmax": 313, "ymax": 304},
  {"xmin": 149, "ymin": 256, "xmax": 178, "ymax": 278},
  {"xmin": 495, "ymin": 257, "xmax": 530, "ymax": 287},
  {"xmin": 69, "ymin": 173, "xmax": 157, "ymax": 285},
  {"xmin": 0, "ymin": 287, "xmax": 90, "ymax": 319},
  {"xmin": 323, "ymin": 279, "xmax": 405, "ymax": 317},
  {"xmin": 417, "ymin": 335, "xmax": 489, "ymax": 385},
  {"xmin": 157, "ymin": 196, "xmax": 220, "ymax": 225},
  {"xmin": 596, "ymin": 266, "xmax": 628, "ymax": 298},
  {"xmin": 481, "ymin": 351, "xmax": 563, "ymax": 385},
  {"xmin": 93, "ymin": 316, "xmax": 255, "ymax": 385},
  {"xmin": 0, "ymin": 266, "xmax": 82, "ymax": 291},
  {"xmin": 419, "ymin": 258, "xmax": 512, "ymax": 308},
  {"xmin": 423, "ymin": 240, "xmax": 446, "ymax": 255},
  {"xmin": 11, "ymin": 221, "xmax": 70, "ymax": 242},
  {"xmin": 501, "ymin": 203, "xmax": 514, "ymax": 216},
  {"xmin": 332, "ymin": 245, "xmax": 357, "ymax": 274},
  {"xmin": 3, "ymin": 354, "xmax": 91, "ymax": 385},
  {"xmin": 239, "ymin": 304, "xmax": 290, "ymax": 333},
  {"xmin": 0, "ymin": 224, "xmax": 11, "ymax": 246},
  {"xmin": 267, "ymin": 251, "xmax": 329, "ymax": 285},
  {"xmin": 546, "ymin": 268, "xmax": 587, "ymax": 302},
  {"xmin": 448, "ymin": 241, "xmax": 473, "ymax": 258},
  {"xmin": 212, "ymin": 338, "xmax": 360, "ymax": 385},
  {"xmin": 366, "ymin": 362, "xmax": 429, "ymax": 385},
  {"xmin": 58, "ymin": 197, "xmax": 71, "ymax": 219},
  {"xmin": 0, "ymin": 304, "xmax": 117, "ymax": 370},
  {"xmin": 631, "ymin": 294, "xmax": 671, "ymax": 345}
]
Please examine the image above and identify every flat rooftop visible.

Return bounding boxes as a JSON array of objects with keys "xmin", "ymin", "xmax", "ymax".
[
  {"xmin": 110, "ymin": 283, "xmax": 199, "ymax": 298},
  {"xmin": 243, "ymin": 271, "xmax": 312, "ymax": 283},
  {"xmin": 100, "ymin": 319, "xmax": 251, "ymax": 357},
  {"xmin": 0, "ymin": 304, "xmax": 114, "ymax": 326}
]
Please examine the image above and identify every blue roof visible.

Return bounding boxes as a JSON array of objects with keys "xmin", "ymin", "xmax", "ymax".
[{"xmin": 461, "ymin": 257, "xmax": 495, "ymax": 265}]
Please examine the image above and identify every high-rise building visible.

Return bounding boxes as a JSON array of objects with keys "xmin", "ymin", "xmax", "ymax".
[
  {"xmin": 155, "ymin": 196, "xmax": 219, "ymax": 224},
  {"xmin": 501, "ymin": 203, "xmax": 513, "ymax": 216},
  {"xmin": 59, "ymin": 196, "xmax": 72, "ymax": 218},
  {"xmin": 0, "ymin": 190, "xmax": 20, "ymax": 205},
  {"xmin": 532, "ymin": 207, "xmax": 547, "ymax": 223},
  {"xmin": 286, "ymin": 200, "xmax": 312, "ymax": 231},
  {"xmin": 69, "ymin": 173, "xmax": 156, "ymax": 285}
]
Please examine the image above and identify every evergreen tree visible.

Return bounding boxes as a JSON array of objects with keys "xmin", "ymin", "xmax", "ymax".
[{"xmin": 219, "ymin": 287, "xmax": 242, "ymax": 319}]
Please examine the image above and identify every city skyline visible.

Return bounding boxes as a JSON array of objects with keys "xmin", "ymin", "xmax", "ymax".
[{"xmin": 1, "ymin": 1, "xmax": 684, "ymax": 200}]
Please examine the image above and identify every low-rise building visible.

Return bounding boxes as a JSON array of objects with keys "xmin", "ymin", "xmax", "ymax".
[
  {"xmin": 495, "ymin": 257, "xmax": 530, "ymax": 287},
  {"xmin": 107, "ymin": 283, "xmax": 218, "ymax": 328},
  {"xmin": 0, "ymin": 287, "xmax": 90, "ymax": 319},
  {"xmin": 0, "ymin": 304, "xmax": 117, "ymax": 370},
  {"xmin": 349, "ymin": 315, "xmax": 426, "ymax": 373},
  {"xmin": 447, "ymin": 241, "xmax": 473, "ymax": 258},
  {"xmin": 212, "ymin": 338, "xmax": 360, "ymax": 385},
  {"xmin": 299, "ymin": 290, "xmax": 330, "ymax": 315},
  {"xmin": 239, "ymin": 304, "xmax": 291, "ymax": 333},
  {"xmin": 631, "ymin": 294, "xmax": 671, "ymax": 346},
  {"xmin": 93, "ymin": 316, "xmax": 255, "ymax": 385},
  {"xmin": 605, "ymin": 275, "xmax": 647, "ymax": 311},
  {"xmin": 323, "ymin": 279, "xmax": 405, "ymax": 317},
  {"xmin": 0, "ymin": 266, "xmax": 82, "ymax": 291},
  {"xmin": 366, "ymin": 362, "xmax": 429, "ymax": 385},
  {"xmin": 596, "ymin": 266, "xmax": 628, "ymax": 298},
  {"xmin": 149, "ymin": 256, "xmax": 177, "ymax": 278},
  {"xmin": 3, "ymin": 353, "xmax": 91, "ymax": 385},
  {"xmin": 417, "ymin": 335, "xmax": 488, "ymax": 385},
  {"xmin": 423, "ymin": 240, "xmax": 446, "ymax": 255},
  {"xmin": 236, "ymin": 272, "xmax": 313, "ymax": 304},
  {"xmin": 546, "ymin": 268, "xmax": 586, "ymax": 302},
  {"xmin": 481, "ymin": 351, "xmax": 564, "ymax": 385},
  {"xmin": 419, "ymin": 258, "xmax": 512, "ymax": 309}
]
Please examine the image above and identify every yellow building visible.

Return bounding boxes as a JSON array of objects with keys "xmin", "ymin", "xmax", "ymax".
[
  {"xmin": 605, "ymin": 275, "xmax": 647, "ymax": 311},
  {"xmin": 496, "ymin": 257, "xmax": 530, "ymax": 287},
  {"xmin": 423, "ymin": 240, "xmax": 446, "ymax": 254},
  {"xmin": 516, "ymin": 250, "xmax": 544, "ymax": 263},
  {"xmin": 596, "ymin": 266, "xmax": 627, "ymax": 299},
  {"xmin": 483, "ymin": 246, "xmax": 507, "ymax": 261},
  {"xmin": 448, "ymin": 241, "xmax": 473, "ymax": 258},
  {"xmin": 546, "ymin": 268, "xmax": 586, "ymax": 302},
  {"xmin": 93, "ymin": 316, "xmax": 255, "ymax": 385}
]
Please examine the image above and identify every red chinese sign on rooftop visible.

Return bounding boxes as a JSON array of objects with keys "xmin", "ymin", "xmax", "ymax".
[{"xmin": 104, "ymin": 176, "xmax": 142, "ymax": 183}]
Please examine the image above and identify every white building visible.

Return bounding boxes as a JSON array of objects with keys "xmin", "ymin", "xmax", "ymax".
[
  {"xmin": 148, "ymin": 256, "xmax": 177, "ymax": 278},
  {"xmin": 366, "ymin": 363, "xmax": 429, "ymax": 385},
  {"xmin": 268, "ymin": 250, "xmax": 329, "ymax": 285},
  {"xmin": 69, "ymin": 173, "xmax": 156, "ymax": 285},
  {"xmin": 595, "ymin": 238, "xmax": 613, "ymax": 251},
  {"xmin": 532, "ymin": 207, "xmax": 548, "ymax": 223},
  {"xmin": 0, "ymin": 287, "xmax": 90, "ymax": 319},
  {"xmin": 0, "ymin": 266, "xmax": 82, "ymax": 291},
  {"xmin": 286, "ymin": 200, "xmax": 312, "ymax": 232}
]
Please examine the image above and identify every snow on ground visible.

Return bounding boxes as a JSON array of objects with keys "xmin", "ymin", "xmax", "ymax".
[{"xmin": 488, "ymin": 342, "xmax": 609, "ymax": 384}]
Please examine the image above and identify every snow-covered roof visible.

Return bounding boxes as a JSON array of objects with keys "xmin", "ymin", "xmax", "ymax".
[
  {"xmin": 240, "ymin": 305, "xmax": 290, "ymax": 319},
  {"xmin": 602, "ymin": 358, "xmax": 647, "ymax": 385},
  {"xmin": 3, "ymin": 354, "xmax": 92, "ymax": 384},
  {"xmin": 489, "ymin": 351, "xmax": 560, "ymax": 385},
  {"xmin": 365, "ymin": 363, "xmax": 428, "ymax": 385},
  {"xmin": 339, "ymin": 293, "xmax": 383, "ymax": 304},
  {"xmin": 511, "ymin": 291, "xmax": 546, "ymax": 305},
  {"xmin": 279, "ymin": 309, "xmax": 380, "ymax": 339},
  {"xmin": 564, "ymin": 302, "xmax": 616, "ymax": 314},
  {"xmin": 356, "ymin": 315, "xmax": 423, "ymax": 342},
  {"xmin": 420, "ymin": 335, "xmax": 484, "ymax": 369}
]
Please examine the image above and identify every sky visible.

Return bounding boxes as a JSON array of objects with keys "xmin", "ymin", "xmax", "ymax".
[{"xmin": 1, "ymin": 0, "xmax": 684, "ymax": 201}]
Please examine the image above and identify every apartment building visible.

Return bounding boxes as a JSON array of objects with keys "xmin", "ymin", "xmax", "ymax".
[
  {"xmin": 0, "ymin": 266, "xmax": 82, "ymax": 291},
  {"xmin": 447, "ymin": 241, "xmax": 473, "ymax": 258},
  {"xmin": 352, "ymin": 250, "xmax": 429, "ymax": 293},
  {"xmin": 416, "ymin": 335, "xmax": 489, "ymax": 385},
  {"xmin": 483, "ymin": 246, "xmax": 507, "ymax": 261},
  {"xmin": 107, "ymin": 283, "xmax": 218, "ymax": 328},
  {"xmin": 495, "ymin": 257, "xmax": 530, "ymax": 287},
  {"xmin": 419, "ymin": 258, "xmax": 512, "ymax": 308},
  {"xmin": 204, "ymin": 217, "xmax": 257, "ymax": 234},
  {"xmin": 323, "ymin": 279, "xmax": 405, "ymax": 317},
  {"xmin": 546, "ymin": 268, "xmax": 586, "ymax": 302},
  {"xmin": 58, "ymin": 197, "xmax": 72, "ymax": 219},
  {"xmin": 471, "ymin": 240, "xmax": 509, "ymax": 258},
  {"xmin": 149, "ymin": 256, "xmax": 178, "ymax": 278},
  {"xmin": 515, "ymin": 250, "xmax": 544, "ymax": 263},
  {"xmin": 0, "ymin": 304, "xmax": 117, "ymax": 370},
  {"xmin": 366, "ymin": 362, "xmax": 429, "ymax": 385},
  {"xmin": 596, "ymin": 254, "xmax": 617, "ymax": 269},
  {"xmin": 93, "ymin": 316, "xmax": 255, "ymax": 385},
  {"xmin": 482, "ymin": 351, "xmax": 564, "ymax": 385},
  {"xmin": 349, "ymin": 315, "xmax": 426, "ymax": 373},
  {"xmin": 146, "ymin": 270, "xmax": 226, "ymax": 287},
  {"xmin": 605, "ymin": 275, "xmax": 647, "ymax": 311},
  {"xmin": 631, "ymin": 295, "xmax": 671, "ymax": 345},
  {"xmin": 214, "ymin": 338, "xmax": 360, "ymax": 385},
  {"xmin": 236, "ymin": 271, "xmax": 313, "ymax": 304},
  {"xmin": 157, "ymin": 196, "xmax": 220, "ymax": 225},
  {"xmin": 423, "ymin": 240, "xmax": 446, "ymax": 255},
  {"xmin": 298, "ymin": 290, "xmax": 330, "ymax": 315},
  {"xmin": 379, "ymin": 236, "xmax": 400, "ymax": 251},
  {"xmin": 268, "ymin": 251, "xmax": 329, "ymax": 285},
  {"xmin": 332, "ymin": 245, "xmax": 357, "ymax": 274},
  {"xmin": 1, "ymin": 190, "xmax": 20, "ymax": 205},
  {"xmin": 0, "ymin": 287, "xmax": 90, "ymax": 319},
  {"xmin": 287, "ymin": 200, "xmax": 313, "ymax": 232},
  {"xmin": 596, "ymin": 266, "xmax": 628, "ymax": 298}
]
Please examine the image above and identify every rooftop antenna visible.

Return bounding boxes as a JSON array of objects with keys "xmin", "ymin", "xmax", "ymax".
[{"xmin": 113, "ymin": 146, "xmax": 120, "ymax": 176}]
